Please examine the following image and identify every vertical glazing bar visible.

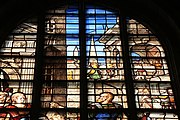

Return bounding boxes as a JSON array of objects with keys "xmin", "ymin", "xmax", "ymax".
[
  {"xmin": 31, "ymin": 10, "xmax": 45, "ymax": 119},
  {"xmin": 79, "ymin": 0, "xmax": 88, "ymax": 119},
  {"xmin": 120, "ymin": 15, "xmax": 137, "ymax": 120}
]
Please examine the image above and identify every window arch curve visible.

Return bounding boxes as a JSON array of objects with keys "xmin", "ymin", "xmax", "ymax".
[{"xmin": 0, "ymin": 2, "xmax": 179, "ymax": 120}]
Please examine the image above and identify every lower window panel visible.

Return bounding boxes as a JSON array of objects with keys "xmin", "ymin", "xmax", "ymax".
[
  {"xmin": 137, "ymin": 112, "xmax": 178, "ymax": 119},
  {"xmin": 39, "ymin": 111, "xmax": 80, "ymax": 120}
]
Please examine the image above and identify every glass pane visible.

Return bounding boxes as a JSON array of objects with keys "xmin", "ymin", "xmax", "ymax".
[
  {"xmin": 86, "ymin": 11, "xmax": 123, "ymax": 81},
  {"xmin": 41, "ymin": 6, "xmax": 80, "ymax": 112},
  {"xmin": 128, "ymin": 19, "xmax": 169, "ymax": 80},
  {"xmin": 88, "ymin": 111, "xmax": 128, "ymax": 120},
  {"xmin": 86, "ymin": 6, "xmax": 126, "ymax": 119},
  {"xmin": 88, "ymin": 82, "xmax": 127, "ymax": 108},
  {"xmin": 44, "ymin": 7, "xmax": 80, "ymax": 81},
  {"xmin": 137, "ymin": 112, "xmax": 178, "ymax": 120},
  {"xmin": 41, "ymin": 82, "xmax": 80, "ymax": 108},
  {"xmin": 1, "ymin": 3, "xmax": 179, "ymax": 120},
  {"xmin": 134, "ymin": 83, "xmax": 176, "ymax": 109},
  {"xmin": 127, "ymin": 19, "xmax": 152, "ymax": 35},
  {"xmin": 39, "ymin": 111, "xmax": 80, "ymax": 120},
  {"xmin": 127, "ymin": 19, "xmax": 177, "ymax": 117},
  {"xmin": 0, "ymin": 18, "xmax": 36, "ymax": 119},
  {"xmin": 12, "ymin": 18, "xmax": 37, "ymax": 34}
]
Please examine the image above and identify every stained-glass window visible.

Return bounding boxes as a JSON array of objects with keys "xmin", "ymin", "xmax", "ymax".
[{"xmin": 0, "ymin": 3, "xmax": 179, "ymax": 120}]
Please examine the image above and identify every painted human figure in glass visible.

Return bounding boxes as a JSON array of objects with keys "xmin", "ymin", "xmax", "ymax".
[
  {"xmin": 0, "ymin": 92, "xmax": 31, "ymax": 120},
  {"xmin": 89, "ymin": 92, "xmax": 122, "ymax": 119}
]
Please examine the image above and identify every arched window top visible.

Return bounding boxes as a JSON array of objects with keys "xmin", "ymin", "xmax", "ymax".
[{"xmin": 0, "ymin": 4, "xmax": 179, "ymax": 120}]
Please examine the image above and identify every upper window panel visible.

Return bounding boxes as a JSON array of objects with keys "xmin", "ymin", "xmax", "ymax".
[{"xmin": 127, "ymin": 19, "xmax": 169, "ymax": 81}]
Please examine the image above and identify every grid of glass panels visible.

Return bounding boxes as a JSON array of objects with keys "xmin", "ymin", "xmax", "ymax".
[
  {"xmin": 127, "ymin": 19, "xmax": 178, "ymax": 119},
  {"xmin": 85, "ymin": 6, "xmax": 127, "ymax": 119},
  {"xmin": 40, "ymin": 5, "xmax": 80, "ymax": 119},
  {"xmin": 0, "ymin": 3, "xmax": 178, "ymax": 120},
  {"xmin": 0, "ymin": 18, "xmax": 37, "ymax": 119}
]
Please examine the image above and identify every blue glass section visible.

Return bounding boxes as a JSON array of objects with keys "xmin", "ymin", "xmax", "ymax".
[
  {"xmin": 66, "ymin": 24, "xmax": 79, "ymax": 29},
  {"xmin": 66, "ymin": 35, "xmax": 79, "ymax": 45},
  {"xmin": 86, "ymin": 25, "xmax": 95, "ymax": 29},
  {"xmin": 66, "ymin": 9, "xmax": 78, "ymax": 14},
  {"xmin": 107, "ymin": 19, "xmax": 117, "ymax": 23},
  {"xmin": 86, "ymin": 9, "xmax": 95, "ymax": 14},
  {"xmin": 86, "ymin": 18, "xmax": 95, "ymax": 24},
  {"xmin": 131, "ymin": 52, "xmax": 141, "ymax": 61},
  {"xmin": 66, "ymin": 29, "xmax": 79, "ymax": 34},
  {"xmin": 66, "ymin": 16, "xmax": 79, "ymax": 23},
  {"xmin": 65, "ymin": 7, "xmax": 118, "ymax": 57},
  {"xmin": 106, "ymin": 11, "xmax": 114, "ymax": 14},
  {"xmin": 96, "ymin": 9, "xmax": 105, "ymax": 14},
  {"xmin": 66, "ymin": 7, "xmax": 79, "ymax": 56},
  {"xmin": 85, "ymin": 9, "xmax": 117, "ymax": 34},
  {"xmin": 96, "ymin": 19, "xmax": 106, "ymax": 24}
]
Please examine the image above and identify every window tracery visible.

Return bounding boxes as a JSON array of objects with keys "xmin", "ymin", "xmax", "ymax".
[{"xmin": 0, "ymin": 4, "xmax": 178, "ymax": 120}]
